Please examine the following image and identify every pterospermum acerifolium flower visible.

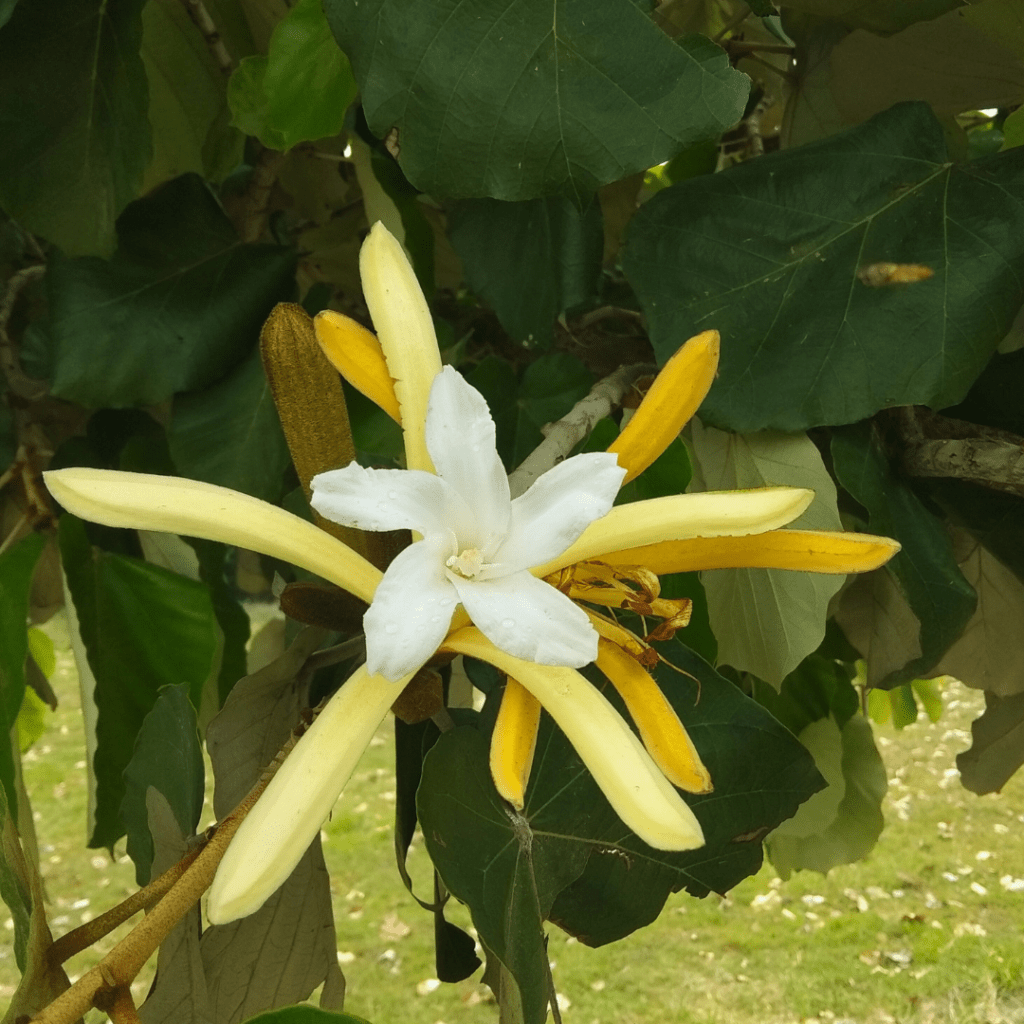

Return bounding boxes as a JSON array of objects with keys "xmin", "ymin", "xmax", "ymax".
[{"xmin": 44, "ymin": 222, "xmax": 900, "ymax": 925}]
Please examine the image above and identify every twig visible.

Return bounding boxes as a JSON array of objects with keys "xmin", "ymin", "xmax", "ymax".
[
  {"xmin": 0, "ymin": 264, "xmax": 48, "ymax": 400},
  {"xmin": 178, "ymin": 0, "xmax": 234, "ymax": 75},
  {"xmin": 896, "ymin": 406, "xmax": 1024, "ymax": 499},
  {"xmin": 573, "ymin": 306, "xmax": 644, "ymax": 331},
  {"xmin": 47, "ymin": 846, "xmax": 201, "ymax": 967},
  {"xmin": 238, "ymin": 147, "xmax": 285, "ymax": 243},
  {"xmin": 507, "ymin": 363, "xmax": 655, "ymax": 497},
  {"xmin": 31, "ymin": 721, "xmax": 306, "ymax": 1024},
  {"xmin": 97, "ymin": 984, "xmax": 142, "ymax": 1024}
]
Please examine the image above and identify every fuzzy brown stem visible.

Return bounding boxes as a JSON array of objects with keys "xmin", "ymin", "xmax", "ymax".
[
  {"xmin": 30, "ymin": 730, "xmax": 299, "ymax": 1024},
  {"xmin": 46, "ymin": 847, "xmax": 201, "ymax": 968},
  {"xmin": 238, "ymin": 148, "xmax": 285, "ymax": 243}
]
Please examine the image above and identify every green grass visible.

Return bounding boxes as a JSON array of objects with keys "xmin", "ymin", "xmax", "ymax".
[{"xmin": 4, "ymin": 614, "xmax": 1024, "ymax": 1024}]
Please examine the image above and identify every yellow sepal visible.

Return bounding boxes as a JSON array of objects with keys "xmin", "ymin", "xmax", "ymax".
[
  {"xmin": 490, "ymin": 677, "xmax": 542, "ymax": 810},
  {"xmin": 599, "ymin": 530, "xmax": 901, "ymax": 575},
  {"xmin": 314, "ymin": 310, "xmax": 402, "ymax": 423},
  {"xmin": 608, "ymin": 330, "xmax": 719, "ymax": 484},
  {"xmin": 596, "ymin": 640, "xmax": 712, "ymax": 795}
]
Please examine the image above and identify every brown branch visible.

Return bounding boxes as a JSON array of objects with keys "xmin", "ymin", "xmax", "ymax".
[
  {"xmin": 31, "ymin": 725, "xmax": 305, "ymax": 1024},
  {"xmin": 0, "ymin": 264, "xmax": 48, "ymax": 400},
  {"xmin": 896, "ymin": 407, "xmax": 1024, "ymax": 499},
  {"xmin": 47, "ymin": 846, "xmax": 201, "ymax": 967},
  {"xmin": 507, "ymin": 363, "xmax": 655, "ymax": 497},
  {"xmin": 178, "ymin": 0, "xmax": 234, "ymax": 75},
  {"xmin": 237, "ymin": 147, "xmax": 285, "ymax": 243}
]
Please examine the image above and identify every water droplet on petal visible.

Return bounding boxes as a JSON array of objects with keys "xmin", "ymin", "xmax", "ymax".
[
  {"xmin": 430, "ymin": 615, "xmax": 441, "ymax": 624},
  {"xmin": 501, "ymin": 618, "xmax": 516, "ymax": 629},
  {"xmin": 384, "ymin": 624, "xmax": 399, "ymax": 635},
  {"xmin": 387, "ymin": 490, "xmax": 399, "ymax": 500}
]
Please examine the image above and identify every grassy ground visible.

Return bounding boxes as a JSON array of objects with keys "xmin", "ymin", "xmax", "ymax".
[{"xmin": 4, "ymin": 614, "xmax": 1023, "ymax": 1024}]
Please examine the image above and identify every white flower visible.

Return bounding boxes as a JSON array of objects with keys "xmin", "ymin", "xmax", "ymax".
[{"xmin": 311, "ymin": 365, "xmax": 626, "ymax": 682}]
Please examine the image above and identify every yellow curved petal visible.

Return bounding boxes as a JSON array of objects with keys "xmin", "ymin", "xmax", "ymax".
[
  {"xmin": 360, "ymin": 223, "xmax": 442, "ymax": 472},
  {"xmin": 596, "ymin": 640, "xmax": 712, "ymax": 795},
  {"xmin": 443, "ymin": 628, "xmax": 704, "ymax": 851},
  {"xmin": 208, "ymin": 664, "xmax": 405, "ymax": 923},
  {"xmin": 600, "ymin": 530, "xmax": 901, "ymax": 575},
  {"xmin": 44, "ymin": 468, "xmax": 382, "ymax": 603},
  {"xmin": 608, "ymin": 330, "xmax": 719, "ymax": 484},
  {"xmin": 534, "ymin": 487, "xmax": 814, "ymax": 578},
  {"xmin": 490, "ymin": 677, "xmax": 542, "ymax": 810},
  {"xmin": 314, "ymin": 310, "xmax": 402, "ymax": 423}
]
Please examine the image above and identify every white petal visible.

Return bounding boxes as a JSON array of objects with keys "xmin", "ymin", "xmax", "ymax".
[
  {"xmin": 444, "ymin": 629, "xmax": 705, "ymax": 852},
  {"xmin": 207, "ymin": 664, "xmax": 403, "ymax": 924},
  {"xmin": 425, "ymin": 367, "xmax": 510, "ymax": 550},
  {"xmin": 311, "ymin": 463, "xmax": 475, "ymax": 539},
  {"xmin": 364, "ymin": 533, "xmax": 460, "ymax": 681},
  {"xmin": 492, "ymin": 452, "xmax": 625, "ymax": 572},
  {"xmin": 450, "ymin": 571, "xmax": 598, "ymax": 667},
  {"xmin": 44, "ymin": 468, "xmax": 381, "ymax": 602},
  {"xmin": 534, "ymin": 487, "xmax": 816, "ymax": 578}
]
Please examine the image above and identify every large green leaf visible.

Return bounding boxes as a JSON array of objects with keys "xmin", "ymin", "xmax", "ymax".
[
  {"xmin": 324, "ymin": 0, "xmax": 749, "ymax": 204},
  {"xmin": 243, "ymin": 1008, "xmax": 372, "ymax": 1024},
  {"xmin": 448, "ymin": 196, "xmax": 603, "ymax": 346},
  {"xmin": 121, "ymin": 684, "xmax": 205, "ymax": 886},
  {"xmin": 169, "ymin": 344, "xmax": 291, "ymax": 504},
  {"xmin": 687, "ymin": 421, "xmax": 845, "ymax": 685},
  {"xmin": 0, "ymin": 534, "xmax": 45, "ymax": 819},
  {"xmin": 42, "ymin": 174, "xmax": 296, "ymax": 407},
  {"xmin": 421, "ymin": 640, "xmax": 822, "ymax": 1003},
  {"xmin": 624, "ymin": 102, "xmax": 1024, "ymax": 432},
  {"xmin": 0, "ymin": 0, "xmax": 151, "ymax": 256},
  {"xmin": 831, "ymin": 421, "xmax": 976, "ymax": 687},
  {"xmin": 59, "ymin": 516, "xmax": 221, "ymax": 849}
]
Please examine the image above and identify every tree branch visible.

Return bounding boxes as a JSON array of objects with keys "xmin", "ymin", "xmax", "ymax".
[
  {"xmin": 507, "ymin": 363, "xmax": 655, "ymax": 497},
  {"xmin": 0, "ymin": 264, "xmax": 48, "ymax": 401}
]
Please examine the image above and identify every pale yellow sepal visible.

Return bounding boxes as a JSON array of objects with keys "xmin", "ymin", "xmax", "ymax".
[
  {"xmin": 595, "ymin": 640, "xmax": 712, "ymax": 795},
  {"xmin": 44, "ymin": 468, "xmax": 382, "ymax": 603},
  {"xmin": 600, "ymin": 530, "xmax": 901, "ymax": 575},
  {"xmin": 208, "ymin": 664, "xmax": 407, "ymax": 923},
  {"xmin": 443, "ymin": 627, "xmax": 704, "ymax": 852},
  {"xmin": 314, "ymin": 310, "xmax": 402, "ymax": 423},
  {"xmin": 534, "ymin": 487, "xmax": 814, "ymax": 578},
  {"xmin": 360, "ymin": 223, "xmax": 442, "ymax": 471},
  {"xmin": 490, "ymin": 677, "xmax": 542, "ymax": 810},
  {"xmin": 608, "ymin": 330, "xmax": 719, "ymax": 484}
]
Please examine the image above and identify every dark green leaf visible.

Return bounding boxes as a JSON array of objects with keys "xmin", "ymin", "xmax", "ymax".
[
  {"xmin": 325, "ymin": 0, "xmax": 749, "ymax": 204},
  {"xmin": 831, "ymin": 421, "xmax": 976, "ymax": 686},
  {"xmin": 242, "ymin": 1007, "xmax": 372, "ymax": 1024},
  {"xmin": 0, "ymin": 0, "xmax": 19, "ymax": 28},
  {"xmin": 169, "ymin": 344, "xmax": 291, "ymax": 503},
  {"xmin": 0, "ymin": 0, "xmax": 151, "ymax": 256},
  {"xmin": 421, "ymin": 641, "xmax": 822, "ymax": 975},
  {"xmin": 121, "ymin": 684, "xmax": 204, "ymax": 885},
  {"xmin": 344, "ymin": 380, "xmax": 404, "ymax": 467},
  {"xmin": 448, "ymin": 196, "xmax": 603, "ymax": 346},
  {"xmin": 419, "ymin": 727, "xmax": 589, "ymax": 1024},
  {"xmin": 47, "ymin": 173, "xmax": 296, "ymax": 408},
  {"xmin": 747, "ymin": 0, "xmax": 778, "ymax": 13},
  {"xmin": 943, "ymin": 347, "xmax": 1024, "ymax": 437},
  {"xmin": 0, "ymin": 533, "xmax": 45, "ymax": 818},
  {"xmin": 59, "ymin": 516, "xmax": 221, "ymax": 848},
  {"xmin": 752, "ymin": 652, "xmax": 860, "ymax": 735},
  {"xmin": 624, "ymin": 102, "xmax": 1024, "ymax": 431},
  {"xmin": 262, "ymin": 0, "xmax": 357, "ymax": 149}
]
